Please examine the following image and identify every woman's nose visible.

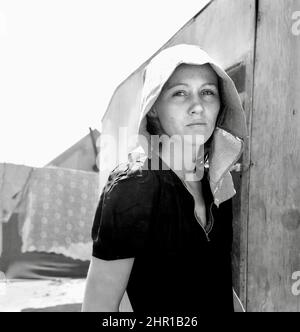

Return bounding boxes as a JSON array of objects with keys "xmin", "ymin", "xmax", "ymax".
[{"xmin": 188, "ymin": 96, "xmax": 204, "ymax": 115}]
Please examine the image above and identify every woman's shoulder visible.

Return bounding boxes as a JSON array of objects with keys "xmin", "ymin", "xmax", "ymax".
[
  {"xmin": 102, "ymin": 157, "xmax": 160, "ymax": 212},
  {"xmin": 106, "ymin": 156, "xmax": 156, "ymax": 186},
  {"xmin": 93, "ymin": 157, "xmax": 160, "ymax": 260}
]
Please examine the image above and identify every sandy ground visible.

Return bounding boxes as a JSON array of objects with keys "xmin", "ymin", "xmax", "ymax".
[
  {"xmin": 0, "ymin": 278, "xmax": 133, "ymax": 312},
  {"xmin": 0, "ymin": 278, "xmax": 85, "ymax": 312}
]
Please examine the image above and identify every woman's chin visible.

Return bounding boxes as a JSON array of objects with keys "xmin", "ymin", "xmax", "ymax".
[{"xmin": 181, "ymin": 133, "xmax": 206, "ymax": 146}]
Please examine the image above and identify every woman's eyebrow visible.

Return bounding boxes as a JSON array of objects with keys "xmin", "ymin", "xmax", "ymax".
[
  {"xmin": 201, "ymin": 83, "xmax": 218, "ymax": 88},
  {"xmin": 165, "ymin": 82, "xmax": 218, "ymax": 90},
  {"xmin": 164, "ymin": 82, "xmax": 189, "ymax": 90}
]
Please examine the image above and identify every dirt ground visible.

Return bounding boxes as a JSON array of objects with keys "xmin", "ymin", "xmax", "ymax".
[{"xmin": 0, "ymin": 278, "xmax": 85, "ymax": 312}]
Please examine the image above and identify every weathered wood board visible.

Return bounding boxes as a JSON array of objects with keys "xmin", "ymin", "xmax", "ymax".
[{"xmin": 248, "ymin": 0, "xmax": 300, "ymax": 311}]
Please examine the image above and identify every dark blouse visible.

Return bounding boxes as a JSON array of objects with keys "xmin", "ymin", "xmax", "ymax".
[{"xmin": 92, "ymin": 157, "xmax": 234, "ymax": 313}]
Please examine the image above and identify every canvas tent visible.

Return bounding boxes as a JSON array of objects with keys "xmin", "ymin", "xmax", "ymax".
[{"xmin": 46, "ymin": 128, "xmax": 100, "ymax": 172}]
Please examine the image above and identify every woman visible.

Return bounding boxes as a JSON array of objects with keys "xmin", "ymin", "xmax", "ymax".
[{"xmin": 82, "ymin": 44, "xmax": 247, "ymax": 312}]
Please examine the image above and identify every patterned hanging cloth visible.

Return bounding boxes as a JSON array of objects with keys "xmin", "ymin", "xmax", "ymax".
[{"xmin": 20, "ymin": 167, "xmax": 100, "ymax": 261}]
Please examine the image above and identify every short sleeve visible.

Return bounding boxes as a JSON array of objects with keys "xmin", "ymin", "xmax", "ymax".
[{"xmin": 91, "ymin": 165, "xmax": 157, "ymax": 260}]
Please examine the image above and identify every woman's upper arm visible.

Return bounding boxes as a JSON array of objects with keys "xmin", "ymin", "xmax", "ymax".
[
  {"xmin": 83, "ymin": 165, "xmax": 157, "ymax": 311},
  {"xmin": 82, "ymin": 256, "xmax": 134, "ymax": 312},
  {"xmin": 92, "ymin": 167, "xmax": 156, "ymax": 260}
]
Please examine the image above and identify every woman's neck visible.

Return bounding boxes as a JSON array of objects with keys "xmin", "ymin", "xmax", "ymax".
[{"xmin": 152, "ymin": 135, "xmax": 204, "ymax": 182}]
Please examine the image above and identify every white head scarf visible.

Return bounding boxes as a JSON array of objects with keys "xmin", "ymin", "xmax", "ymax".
[{"xmin": 135, "ymin": 44, "xmax": 247, "ymax": 207}]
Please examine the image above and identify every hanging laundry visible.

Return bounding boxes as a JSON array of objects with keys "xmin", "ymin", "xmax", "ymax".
[
  {"xmin": 21, "ymin": 167, "xmax": 100, "ymax": 261},
  {"xmin": 0, "ymin": 163, "xmax": 33, "ymax": 223}
]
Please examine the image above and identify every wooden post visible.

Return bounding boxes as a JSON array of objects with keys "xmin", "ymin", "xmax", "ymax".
[
  {"xmin": 247, "ymin": 0, "xmax": 300, "ymax": 311},
  {"xmin": 0, "ymin": 222, "xmax": 2, "ymax": 257}
]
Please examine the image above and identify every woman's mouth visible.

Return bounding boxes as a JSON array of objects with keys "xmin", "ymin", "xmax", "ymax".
[{"xmin": 186, "ymin": 122, "xmax": 207, "ymax": 127}]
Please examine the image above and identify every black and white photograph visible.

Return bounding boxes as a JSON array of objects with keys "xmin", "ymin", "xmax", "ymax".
[{"xmin": 0, "ymin": 0, "xmax": 300, "ymax": 317}]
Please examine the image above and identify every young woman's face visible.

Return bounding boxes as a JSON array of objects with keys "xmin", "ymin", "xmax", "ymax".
[{"xmin": 150, "ymin": 64, "xmax": 220, "ymax": 144}]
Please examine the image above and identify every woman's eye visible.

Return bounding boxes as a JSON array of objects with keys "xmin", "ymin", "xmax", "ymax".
[
  {"xmin": 201, "ymin": 90, "xmax": 215, "ymax": 96},
  {"xmin": 173, "ymin": 90, "xmax": 187, "ymax": 97}
]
